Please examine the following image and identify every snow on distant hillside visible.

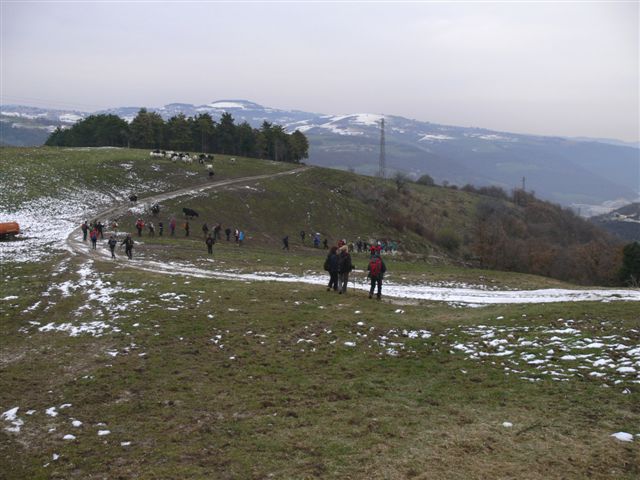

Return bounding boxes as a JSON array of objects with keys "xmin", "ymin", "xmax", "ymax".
[
  {"xmin": 419, "ymin": 134, "xmax": 455, "ymax": 142},
  {"xmin": 59, "ymin": 113, "xmax": 84, "ymax": 123},
  {"xmin": 351, "ymin": 113, "xmax": 384, "ymax": 126},
  {"xmin": 207, "ymin": 101, "xmax": 249, "ymax": 109}
]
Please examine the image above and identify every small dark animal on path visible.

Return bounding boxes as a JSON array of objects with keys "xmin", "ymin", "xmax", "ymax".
[{"xmin": 129, "ymin": 194, "xmax": 138, "ymax": 202}]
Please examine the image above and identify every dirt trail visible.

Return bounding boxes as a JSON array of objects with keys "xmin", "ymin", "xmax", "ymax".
[{"xmin": 66, "ymin": 167, "xmax": 307, "ymax": 253}]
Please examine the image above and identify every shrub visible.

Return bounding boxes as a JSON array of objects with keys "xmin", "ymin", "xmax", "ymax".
[
  {"xmin": 416, "ymin": 174, "xmax": 435, "ymax": 186},
  {"xmin": 619, "ymin": 242, "xmax": 640, "ymax": 286},
  {"xmin": 436, "ymin": 229, "xmax": 461, "ymax": 252}
]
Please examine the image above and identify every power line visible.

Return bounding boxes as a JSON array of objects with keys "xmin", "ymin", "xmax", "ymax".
[{"xmin": 379, "ymin": 116, "xmax": 386, "ymax": 179}]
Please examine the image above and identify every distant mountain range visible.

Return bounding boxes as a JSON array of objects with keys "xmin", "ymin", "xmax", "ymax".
[{"xmin": 2, "ymin": 99, "xmax": 638, "ymax": 211}]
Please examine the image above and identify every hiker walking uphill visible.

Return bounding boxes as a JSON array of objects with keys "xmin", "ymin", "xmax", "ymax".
[
  {"xmin": 107, "ymin": 235, "xmax": 117, "ymax": 259},
  {"xmin": 324, "ymin": 246, "xmax": 339, "ymax": 292},
  {"xmin": 205, "ymin": 233, "xmax": 214, "ymax": 254},
  {"xmin": 282, "ymin": 235, "xmax": 289, "ymax": 251},
  {"xmin": 90, "ymin": 228, "xmax": 98, "ymax": 249},
  {"xmin": 337, "ymin": 244, "xmax": 353, "ymax": 294},
  {"xmin": 81, "ymin": 221, "xmax": 89, "ymax": 241},
  {"xmin": 169, "ymin": 217, "xmax": 176, "ymax": 236},
  {"xmin": 367, "ymin": 251, "xmax": 387, "ymax": 300},
  {"xmin": 136, "ymin": 218, "xmax": 145, "ymax": 237},
  {"xmin": 121, "ymin": 234, "xmax": 134, "ymax": 260},
  {"xmin": 225, "ymin": 227, "xmax": 231, "ymax": 241}
]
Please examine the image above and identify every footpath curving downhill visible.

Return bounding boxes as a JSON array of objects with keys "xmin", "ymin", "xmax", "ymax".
[{"xmin": 66, "ymin": 167, "xmax": 640, "ymax": 306}]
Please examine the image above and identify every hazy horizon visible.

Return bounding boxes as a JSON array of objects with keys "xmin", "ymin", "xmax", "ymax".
[{"xmin": 1, "ymin": 1, "xmax": 638, "ymax": 142}]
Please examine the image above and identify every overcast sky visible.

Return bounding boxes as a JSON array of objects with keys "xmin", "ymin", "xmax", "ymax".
[{"xmin": 1, "ymin": 1, "xmax": 638, "ymax": 141}]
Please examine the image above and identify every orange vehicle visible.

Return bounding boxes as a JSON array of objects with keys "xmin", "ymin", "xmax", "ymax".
[{"xmin": 0, "ymin": 222, "xmax": 20, "ymax": 239}]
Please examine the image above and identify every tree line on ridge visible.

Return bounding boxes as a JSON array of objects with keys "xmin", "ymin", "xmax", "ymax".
[{"xmin": 45, "ymin": 109, "xmax": 309, "ymax": 163}]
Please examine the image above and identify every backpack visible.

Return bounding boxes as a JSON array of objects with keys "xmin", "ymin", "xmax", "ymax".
[
  {"xmin": 339, "ymin": 252, "xmax": 352, "ymax": 273},
  {"xmin": 369, "ymin": 257, "xmax": 382, "ymax": 278}
]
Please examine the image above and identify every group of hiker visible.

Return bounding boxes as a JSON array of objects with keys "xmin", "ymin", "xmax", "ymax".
[
  {"xmin": 81, "ymin": 219, "xmax": 389, "ymax": 299},
  {"xmin": 81, "ymin": 217, "xmax": 246, "ymax": 259},
  {"xmin": 291, "ymin": 231, "xmax": 398, "ymax": 256},
  {"xmin": 323, "ymin": 240, "xmax": 387, "ymax": 299}
]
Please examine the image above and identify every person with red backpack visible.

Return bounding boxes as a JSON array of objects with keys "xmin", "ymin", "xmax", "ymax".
[{"xmin": 367, "ymin": 251, "xmax": 387, "ymax": 300}]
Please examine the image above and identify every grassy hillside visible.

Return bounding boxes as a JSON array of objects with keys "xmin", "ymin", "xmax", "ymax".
[
  {"xmin": 1, "ymin": 257, "xmax": 638, "ymax": 479},
  {"xmin": 0, "ymin": 146, "xmax": 293, "ymax": 210},
  {"xmin": 1, "ymin": 147, "xmax": 638, "ymax": 478},
  {"xmin": 0, "ymin": 146, "xmax": 625, "ymax": 285}
]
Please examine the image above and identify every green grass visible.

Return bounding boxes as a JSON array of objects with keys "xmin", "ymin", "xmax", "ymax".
[
  {"xmin": 1, "ymin": 147, "xmax": 638, "ymax": 478},
  {"xmin": 0, "ymin": 146, "xmax": 294, "ymax": 209},
  {"xmin": 1, "ymin": 257, "xmax": 638, "ymax": 479}
]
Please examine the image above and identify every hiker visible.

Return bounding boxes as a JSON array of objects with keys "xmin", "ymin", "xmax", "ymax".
[
  {"xmin": 111, "ymin": 220, "xmax": 119, "ymax": 234},
  {"xmin": 313, "ymin": 233, "xmax": 320, "ymax": 248},
  {"xmin": 148, "ymin": 222, "xmax": 155, "ymax": 237},
  {"xmin": 81, "ymin": 221, "xmax": 89, "ymax": 241},
  {"xmin": 170, "ymin": 217, "xmax": 176, "ymax": 236},
  {"xmin": 367, "ymin": 251, "xmax": 387, "ymax": 300},
  {"xmin": 213, "ymin": 223, "xmax": 221, "ymax": 241},
  {"xmin": 323, "ymin": 238, "xmax": 329, "ymax": 249},
  {"xmin": 184, "ymin": 221, "xmax": 190, "ymax": 237},
  {"xmin": 202, "ymin": 222, "xmax": 209, "ymax": 238},
  {"xmin": 135, "ymin": 218, "xmax": 144, "ymax": 237},
  {"xmin": 356, "ymin": 239, "xmax": 363, "ymax": 253},
  {"xmin": 90, "ymin": 228, "xmax": 98, "ymax": 249},
  {"xmin": 234, "ymin": 228, "xmax": 240, "ymax": 243},
  {"xmin": 205, "ymin": 233, "xmax": 214, "ymax": 254},
  {"xmin": 158, "ymin": 222, "xmax": 164, "ymax": 236},
  {"xmin": 225, "ymin": 227, "xmax": 231, "ymax": 241},
  {"xmin": 337, "ymin": 244, "xmax": 353, "ymax": 294},
  {"xmin": 107, "ymin": 235, "xmax": 117, "ymax": 259},
  {"xmin": 300, "ymin": 230, "xmax": 305, "ymax": 243},
  {"xmin": 121, "ymin": 234, "xmax": 134, "ymax": 260},
  {"xmin": 324, "ymin": 246, "xmax": 339, "ymax": 292},
  {"xmin": 238, "ymin": 230, "xmax": 245, "ymax": 246},
  {"xmin": 97, "ymin": 221, "xmax": 104, "ymax": 239},
  {"xmin": 282, "ymin": 235, "xmax": 289, "ymax": 251}
]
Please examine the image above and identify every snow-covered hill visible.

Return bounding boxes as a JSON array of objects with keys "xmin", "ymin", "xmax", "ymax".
[{"xmin": 1, "ymin": 100, "xmax": 638, "ymax": 210}]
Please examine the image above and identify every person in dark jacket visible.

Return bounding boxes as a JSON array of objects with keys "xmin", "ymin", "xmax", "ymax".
[
  {"xmin": 367, "ymin": 252, "xmax": 387, "ymax": 300},
  {"xmin": 225, "ymin": 227, "xmax": 231, "ymax": 241},
  {"xmin": 337, "ymin": 245, "xmax": 353, "ymax": 294},
  {"xmin": 324, "ymin": 246, "xmax": 339, "ymax": 292},
  {"xmin": 121, "ymin": 234, "xmax": 134, "ymax": 260},
  {"xmin": 282, "ymin": 235, "xmax": 289, "ymax": 251},
  {"xmin": 81, "ymin": 221, "xmax": 89, "ymax": 241},
  {"xmin": 107, "ymin": 235, "xmax": 117, "ymax": 259},
  {"xmin": 90, "ymin": 228, "xmax": 98, "ymax": 249},
  {"xmin": 205, "ymin": 233, "xmax": 214, "ymax": 254}
]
